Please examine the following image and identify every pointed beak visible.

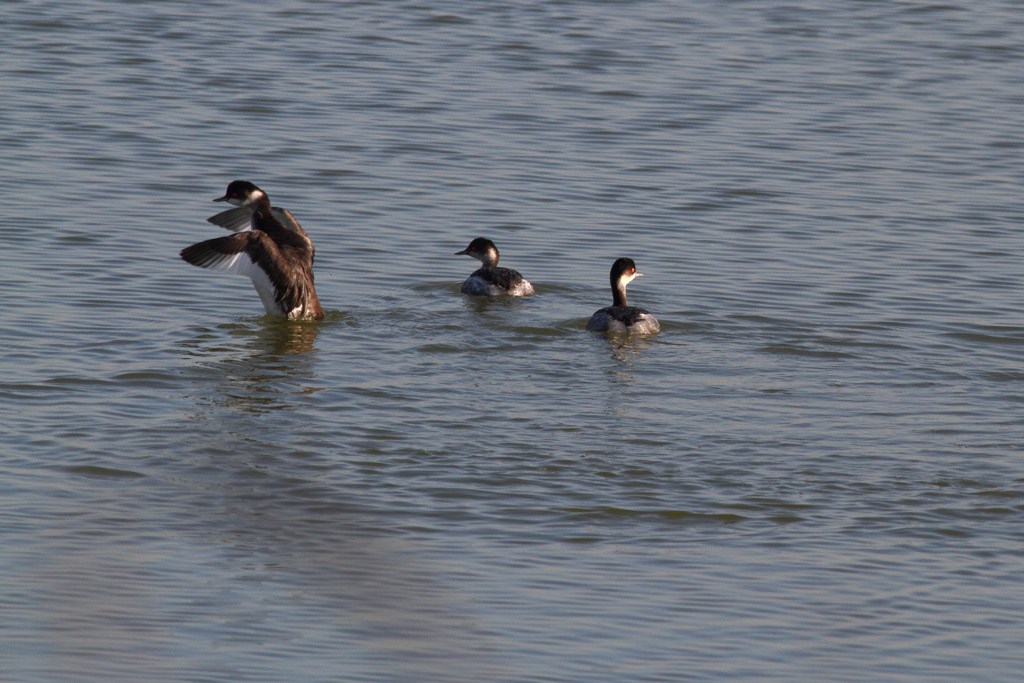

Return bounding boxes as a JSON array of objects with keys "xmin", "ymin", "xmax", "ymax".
[
  {"xmin": 213, "ymin": 196, "xmax": 228, "ymax": 202},
  {"xmin": 635, "ymin": 272, "xmax": 643, "ymax": 277},
  {"xmin": 454, "ymin": 249, "xmax": 468, "ymax": 255}
]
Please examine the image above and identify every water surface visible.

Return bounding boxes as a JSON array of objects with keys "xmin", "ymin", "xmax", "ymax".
[{"xmin": 2, "ymin": 1, "xmax": 1023, "ymax": 680}]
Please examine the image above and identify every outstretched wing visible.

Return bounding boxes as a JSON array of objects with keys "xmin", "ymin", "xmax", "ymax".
[
  {"xmin": 272, "ymin": 207, "xmax": 303, "ymax": 233},
  {"xmin": 206, "ymin": 207, "xmax": 253, "ymax": 232},
  {"xmin": 207, "ymin": 206, "xmax": 304, "ymax": 233},
  {"xmin": 181, "ymin": 232, "xmax": 264, "ymax": 274},
  {"xmin": 181, "ymin": 231, "xmax": 296, "ymax": 315},
  {"xmin": 271, "ymin": 207, "xmax": 315, "ymax": 266},
  {"xmin": 205, "ymin": 206, "xmax": 313, "ymax": 264}
]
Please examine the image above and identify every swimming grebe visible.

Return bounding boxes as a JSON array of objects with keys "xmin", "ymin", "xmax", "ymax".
[
  {"xmin": 454, "ymin": 237, "xmax": 534, "ymax": 297},
  {"xmin": 180, "ymin": 180, "xmax": 324, "ymax": 320},
  {"xmin": 586, "ymin": 257, "xmax": 660, "ymax": 335}
]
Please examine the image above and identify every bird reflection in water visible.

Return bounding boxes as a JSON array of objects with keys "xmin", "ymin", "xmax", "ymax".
[
  {"xmin": 596, "ymin": 335, "xmax": 653, "ymax": 390},
  {"xmin": 184, "ymin": 316, "xmax": 331, "ymax": 416}
]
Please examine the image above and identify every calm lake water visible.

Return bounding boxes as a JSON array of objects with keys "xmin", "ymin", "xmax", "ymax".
[{"xmin": 2, "ymin": 1, "xmax": 1023, "ymax": 680}]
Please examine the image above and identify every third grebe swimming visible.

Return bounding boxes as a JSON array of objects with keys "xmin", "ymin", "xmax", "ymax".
[
  {"xmin": 180, "ymin": 180, "xmax": 324, "ymax": 320},
  {"xmin": 586, "ymin": 257, "xmax": 660, "ymax": 335},
  {"xmin": 454, "ymin": 237, "xmax": 535, "ymax": 297}
]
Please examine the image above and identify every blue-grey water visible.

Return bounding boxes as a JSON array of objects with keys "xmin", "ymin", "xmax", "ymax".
[{"xmin": 3, "ymin": 1, "xmax": 1023, "ymax": 680}]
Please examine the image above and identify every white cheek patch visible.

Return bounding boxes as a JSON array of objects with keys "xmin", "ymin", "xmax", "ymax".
[{"xmin": 245, "ymin": 190, "xmax": 267, "ymax": 207}]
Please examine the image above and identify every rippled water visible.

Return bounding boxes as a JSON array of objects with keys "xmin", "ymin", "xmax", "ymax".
[{"xmin": 3, "ymin": 1, "xmax": 1024, "ymax": 680}]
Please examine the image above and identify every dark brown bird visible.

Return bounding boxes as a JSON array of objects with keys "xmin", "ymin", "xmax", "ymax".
[{"xmin": 180, "ymin": 180, "xmax": 324, "ymax": 320}]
